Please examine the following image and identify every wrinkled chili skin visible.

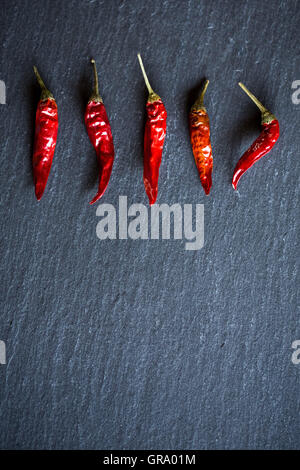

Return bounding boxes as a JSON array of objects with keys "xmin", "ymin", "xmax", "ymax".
[
  {"xmin": 232, "ymin": 119, "xmax": 279, "ymax": 190},
  {"xmin": 189, "ymin": 108, "xmax": 213, "ymax": 195},
  {"xmin": 144, "ymin": 99, "xmax": 167, "ymax": 205},
  {"xmin": 33, "ymin": 98, "xmax": 58, "ymax": 200},
  {"xmin": 85, "ymin": 100, "xmax": 115, "ymax": 205}
]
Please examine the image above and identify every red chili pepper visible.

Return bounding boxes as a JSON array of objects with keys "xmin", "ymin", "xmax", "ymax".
[
  {"xmin": 189, "ymin": 80, "xmax": 213, "ymax": 195},
  {"xmin": 85, "ymin": 59, "xmax": 115, "ymax": 205},
  {"xmin": 232, "ymin": 82, "xmax": 280, "ymax": 190},
  {"xmin": 137, "ymin": 54, "xmax": 167, "ymax": 205},
  {"xmin": 33, "ymin": 67, "xmax": 58, "ymax": 201}
]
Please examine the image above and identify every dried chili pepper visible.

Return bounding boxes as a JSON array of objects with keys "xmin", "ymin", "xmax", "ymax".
[
  {"xmin": 85, "ymin": 59, "xmax": 114, "ymax": 205},
  {"xmin": 137, "ymin": 53, "xmax": 167, "ymax": 205},
  {"xmin": 33, "ymin": 66, "xmax": 58, "ymax": 200},
  {"xmin": 232, "ymin": 82, "xmax": 280, "ymax": 190},
  {"xmin": 189, "ymin": 80, "xmax": 213, "ymax": 195}
]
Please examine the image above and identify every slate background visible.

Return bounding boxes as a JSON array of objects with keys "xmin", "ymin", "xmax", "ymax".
[{"xmin": 0, "ymin": 0, "xmax": 299, "ymax": 450}]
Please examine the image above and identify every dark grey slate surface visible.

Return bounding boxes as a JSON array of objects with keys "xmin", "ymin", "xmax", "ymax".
[{"xmin": 0, "ymin": 0, "xmax": 299, "ymax": 450}]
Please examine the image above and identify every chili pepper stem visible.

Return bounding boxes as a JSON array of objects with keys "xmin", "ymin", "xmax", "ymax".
[
  {"xmin": 33, "ymin": 66, "xmax": 53, "ymax": 101},
  {"xmin": 137, "ymin": 53, "xmax": 160, "ymax": 102},
  {"xmin": 89, "ymin": 59, "xmax": 103, "ymax": 103},
  {"xmin": 238, "ymin": 82, "xmax": 276, "ymax": 124},
  {"xmin": 238, "ymin": 82, "xmax": 266, "ymax": 113},
  {"xmin": 191, "ymin": 79, "xmax": 209, "ymax": 111}
]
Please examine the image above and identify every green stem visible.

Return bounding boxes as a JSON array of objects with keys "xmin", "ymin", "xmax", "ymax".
[
  {"xmin": 191, "ymin": 79, "xmax": 209, "ymax": 111},
  {"xmin": 33, "ymin": 66, "xmax": 53, "ymax": 100},
  {"xmin": 137, "ymin": 53, "xmax": 160, "ymax": 102},
  {"xmin": 137, "ymin": 53, "xmax": 154, "ymax": 95},
  {"xmin": 89, "ymin": 59, "xmax": 102, "ymax": 102},
  {"xmin": 91, "ymin": 59, "xmax": 99, "ymax": 96},
  {"xmin": 238, "ymin": 82, "xmax": 267, "ymax": 114},
  {"xmin": 238, "ymin": 82, "xmax": 276, "ymax": 124}
]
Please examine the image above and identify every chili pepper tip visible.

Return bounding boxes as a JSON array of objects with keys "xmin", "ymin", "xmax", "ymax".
[{"xmin": 35, "ymin": 183, "xmax": 45, "ymax": 201}]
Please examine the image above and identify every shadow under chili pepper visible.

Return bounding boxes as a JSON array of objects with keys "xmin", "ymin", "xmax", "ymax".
[
  {"xmin": 226, "ymin": 111, "xmax": 260, "ymax": 184},
  {"xmin": 78, "ymin": 71, "xmax": 98, "ymax": 191},
  {"xmin": 137, "ymin": 88, "xmax": 149, "ymax": 168},
  {"xmin": 27, "ymin": 81, "xmax": 40, "ymax": 188},
  {"xmin": 78, "ymin": 71, "xmax": 90, "ymax": 115},
  {"xmin": 185, "ymin": 78, "xmax": 208, "ymax": 157},
  {"xmin": 186, "ymin": 79, "xmax": 208, "ymax": 113}
]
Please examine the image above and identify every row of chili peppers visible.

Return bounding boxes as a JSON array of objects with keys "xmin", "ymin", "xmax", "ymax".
[{"xmin": 33, "ymin": 56, "xmax": 280, "ymax": 203}]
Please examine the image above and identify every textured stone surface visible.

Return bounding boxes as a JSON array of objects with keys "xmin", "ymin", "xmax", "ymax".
[{"xmin": 0, "ymin": 0, "xmax": 299, "ymax": 450}]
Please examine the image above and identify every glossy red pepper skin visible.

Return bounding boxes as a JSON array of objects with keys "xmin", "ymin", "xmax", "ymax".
[
  {"xmin": 232, "ymin": 82, "xmax": 280, "ymax": 190},
  {"xmin": 85, "ymin": 60, "xmax": 114, "ymax": 205},
  {"xmin": 144, "ymin": 99, "xmax": 167, "ymax": 205},
  {"xmin": 138, "ymin": 54, "xmax": 167, "ymax": 205},
  {"xmin": 232, "ymin": 119, "xmax": 279, "ymax": 190},
  {"xmin": 85, "ymin": 100, "xmax": 114, "ymax": 204},
  {"xmin": 189, "ymin": 80, "xmax": 213, "ymax": 195},
  {"xmin": 32, "ymin": 67, "xmax": 58, "ymax": 201}
]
